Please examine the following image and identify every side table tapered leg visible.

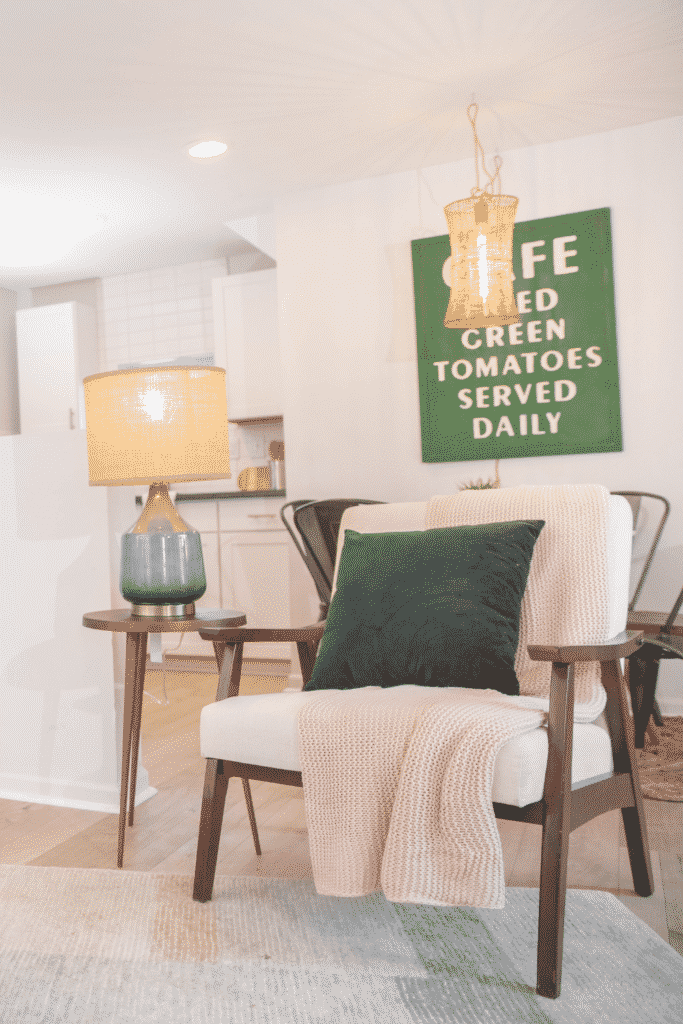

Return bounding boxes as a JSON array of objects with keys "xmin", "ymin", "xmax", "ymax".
[
  {"xmin": 118, "ymin": 631, "xmax": 147, "ymax": 868},
  {"xmin": 127, "ymin": 633, "xmax": 148, "ymax": 827}
]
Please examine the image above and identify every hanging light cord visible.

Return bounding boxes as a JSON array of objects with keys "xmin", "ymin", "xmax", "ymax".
[
  {"xmin": 470, "ymin": 104, "xmax": 503, "ymax": 491},
  {"xmin": 456, "ymin": 104, "xmax": 507, "ymax": 492},
  {"xmin": 467, "ymin": 102, "xmax": 503, "ymax": 197}
]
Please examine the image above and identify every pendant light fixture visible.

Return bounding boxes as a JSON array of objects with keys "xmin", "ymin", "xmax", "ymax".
[{"xmin": 443, "ymin": 104, "xmax": 518, "ymax": 330}]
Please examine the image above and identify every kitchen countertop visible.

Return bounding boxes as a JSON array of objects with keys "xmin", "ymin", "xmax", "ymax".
[{"xmin": 136, "ymin": 489, "xmax": 286, "ymax": 504}]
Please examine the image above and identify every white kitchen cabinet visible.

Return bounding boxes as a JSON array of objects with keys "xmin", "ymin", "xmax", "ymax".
[
  {"xmin": 16, "ymin": 302, "xmax": 98, "ymax": 434},
  {"xmin": 153, "ymin": 503, "xmax": 222, "ymax": 661},
  {"xmin": 155, "ymin": 529, "xmax": 224, "ymax": 661},
  {"xmin": 212, "ymin": 270, "xmax": 283, "ymax": 421},
  {"xmin": 196, "ymin": 530, "xmax": 222, "ymax": 612},
  {"xmin": 217, "ymin": 496, "xmax": 282, "ymax": 533},
  {"xmin": 151, "ymin": 497, "xmax": 305, "ymax": 667},
  {"xmin": 220, "ymin": 530, "xmax": 292, "ymax": 660}
]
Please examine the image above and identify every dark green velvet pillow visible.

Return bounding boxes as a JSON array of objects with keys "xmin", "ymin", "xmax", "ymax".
[{"xmin": 303, "ymin": 520, "xmax": 545, "ymax": 696}]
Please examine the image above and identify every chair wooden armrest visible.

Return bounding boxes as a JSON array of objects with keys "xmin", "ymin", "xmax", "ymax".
[
  {"xmin": 527, "ymin": 630, "xmax": 643, "ymax": 663},
  {"xmin": 197, "ymin": 622, "xmax": 326, "ymax": 644},
  {"xmin": 197, "ymin": 622, "xmax": 326, "ymax": 700}
]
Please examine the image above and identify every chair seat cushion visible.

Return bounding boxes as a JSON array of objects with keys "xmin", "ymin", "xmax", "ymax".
[
  {"xmin": 200, "ymin": 690, "xmax": 613, "ymax": 809},
  {"xmin": 303, "ymin": 520, "xmax": 545, "ymax": 696}
]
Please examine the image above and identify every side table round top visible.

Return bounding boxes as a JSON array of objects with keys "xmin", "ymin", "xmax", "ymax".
[{"xmin": 83, "ymin": 608, "xmax": 247, "ymax": 633}]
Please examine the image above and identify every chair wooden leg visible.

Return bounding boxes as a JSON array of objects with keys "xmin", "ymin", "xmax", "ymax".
[
  {"xmin": 621, "ymin": 806, "xmax": 655, "ymax": 897},
  {"xmin": 628, "ymin": 644, "xmax": 662, "ymax": 748},
  {"xmin": 211, "ymin": 641, "xmax": 245, "ymax": 701},
  {"xmin": 536, "ymin": 661, "xmax": 574, "ymax": 999},
  {"xmin": 193, "ymin": 758, "xmax": 229, "ymax": 903},
  {"xmin": 296, "ymin": 638, "xmax": 317, "ymax": 685},
  {"xmin": 537, "ymin": 800, "xmax": 571, "ymax": 999},
  {"xmin": 242, "ymin": 778, "xmax": 262, "ymax": 856},
  {"xmin": 651, "ymin": 698, "xmax": 664, "ymax": 728},
  {"xmin": 602, "ymin": 659, "xmax": 655, "ymax": 897}
]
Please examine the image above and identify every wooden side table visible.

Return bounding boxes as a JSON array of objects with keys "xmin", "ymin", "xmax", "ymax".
[
  {"xmin": 83, "ymin": 608, "xmax": 246, "ymax": 867},
  {"xmin": 626, "ymin": 611, "xmax": 683, "ymax": 747}
]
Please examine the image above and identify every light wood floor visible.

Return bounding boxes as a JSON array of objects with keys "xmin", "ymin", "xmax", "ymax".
[{"xmin": 1, "ymin": 668, "xmax": 681, "ymax": 956}]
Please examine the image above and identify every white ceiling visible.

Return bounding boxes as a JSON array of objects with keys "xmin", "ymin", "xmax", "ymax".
[{"xmin": 1, "ymin": 0, "xmax": 681, "ymax": 290}]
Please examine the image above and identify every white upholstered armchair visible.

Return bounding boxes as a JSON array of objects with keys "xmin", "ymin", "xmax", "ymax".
[{"xmin": 192, "ymin": 485, "xmax": 653, "ymax": 1000}]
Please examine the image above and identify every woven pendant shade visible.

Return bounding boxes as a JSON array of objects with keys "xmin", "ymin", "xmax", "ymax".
[{"xmin": 443, "ymin": 192, "xmax": 519, "ymax": 329}]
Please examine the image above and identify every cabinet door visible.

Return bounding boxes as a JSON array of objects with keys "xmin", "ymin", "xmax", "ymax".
[
  {"xmin": 16, "ymin": 302, "xmax": 97, "ymax": 434},
  {"xmin": 212, "ymin": 271, "xmax": 283, "ymax": 420},
  {"xmin": 220, "ymin": 530, "xmax": 291, "ymax": 660}
]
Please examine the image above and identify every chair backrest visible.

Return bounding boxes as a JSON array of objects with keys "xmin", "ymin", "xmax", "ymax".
[
  {"xmin": 611, "ymin": 491, "xmax": 670, "ymax": 611},
  {"xmin": 293, "ymin": 499, "xmax": 386, "ymax": 604},
  {"xmin": 332, "ymin": 490, "xmax": 633, "ymax": 643},
  {"xmin": 279, "ymin": 500, "xmax": 329, "ymax": 606}
]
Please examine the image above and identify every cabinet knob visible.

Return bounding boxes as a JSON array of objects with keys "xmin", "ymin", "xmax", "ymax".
[
  {"xmin": 69, "ymin": 408, "xmax": 75, "ymax": 429},
  {"xmin": 247, "ymin": 513, "xmax": 277, "ymax": 518}
]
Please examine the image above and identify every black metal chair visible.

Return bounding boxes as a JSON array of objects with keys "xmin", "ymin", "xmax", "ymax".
[
  {"xmin": 280, "ymin": 499, "xmax": 386, "ymax": 620},
  {"xmin": 627, "ymin": 585, "xmax": 683, "ymax": 747},
  {"xmin": 612, "ymin": 492, "xmax": 670, "ymax": 613},
  {"xmin": 611, "ymin": 492, "xmax": 679, "ymax": 746},
  {"xmin": 280, "ymin": 500, "xmax": 327, "ymax": 618}
]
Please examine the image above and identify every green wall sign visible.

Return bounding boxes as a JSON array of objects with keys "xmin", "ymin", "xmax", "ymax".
[{"xmin": 412, "ymin": 207, "xmax": 623, "ymax": 463}]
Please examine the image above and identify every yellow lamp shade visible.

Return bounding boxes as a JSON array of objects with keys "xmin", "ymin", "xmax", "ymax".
[
  {"xmin": 83, "ymin": 365, "xmax": 230, "ymax": 485},
  {"xmin": 443, "ymin": 193, "xmax": 519, "ymax": 329}
]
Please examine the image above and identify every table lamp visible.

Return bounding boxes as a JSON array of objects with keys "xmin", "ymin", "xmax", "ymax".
[{"xmin": 83, "ymin": 365, "xmax": 230, "ymax": 617}]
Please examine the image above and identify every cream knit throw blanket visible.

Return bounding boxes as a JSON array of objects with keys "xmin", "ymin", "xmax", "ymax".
[{"xmin": 297, "ymin": 484, "xmax": 611, "ymax": 909}]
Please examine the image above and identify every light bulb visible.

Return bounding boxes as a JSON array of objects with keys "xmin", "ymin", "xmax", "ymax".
[
  {"xmin": 477, "ymin": 233, "xmax": 490, "ymax": 302},
  {"xmin": 188, "ymin": 141, "xmax": 228, "ymax": 158}
]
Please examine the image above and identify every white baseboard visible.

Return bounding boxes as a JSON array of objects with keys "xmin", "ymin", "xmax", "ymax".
[
  {"xmin": 658, "ymin": 697, "xmax": 683, "ymax": 717},
  {"xmin": 0, "ymin": 778, "xmax": 157, "ymax": 815},
  {"xmin": 145, "ymin": 654, "xmax": 291, "ymax": 677}
]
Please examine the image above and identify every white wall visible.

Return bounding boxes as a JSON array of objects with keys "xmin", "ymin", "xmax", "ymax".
[
  {"xmin": 98, "ymin": 259, "xmax": 227, "ymax": 371},
  {"xmin": 275, "ymin": 115, "xmax": 683, "ymax": 709},
  {"xmin": 0, "ymin": 430, "xmax": 154, "ymax": 811}
]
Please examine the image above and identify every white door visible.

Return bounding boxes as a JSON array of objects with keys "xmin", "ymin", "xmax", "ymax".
[{"xmin": 16, "ymin": 303, "xmax": 97, "ymax": 433}]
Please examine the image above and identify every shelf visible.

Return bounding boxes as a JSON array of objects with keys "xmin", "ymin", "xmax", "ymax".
[
  {"xmin": 228, "ymin": 415, "xmax": 283, "ymax": 425},
  {"xmin": 135, "ymin": 489, "xmax": 286, "ymax": 505}
]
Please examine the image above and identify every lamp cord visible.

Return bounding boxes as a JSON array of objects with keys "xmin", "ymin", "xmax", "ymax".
[
  {"xmin": 144, "ymin": 633, "xmax": 181, "ymax": 706},
  {"xmin": 467, "ymin": 102, "xmax": 503, "ymax": 197},
  {"xmin": 417, "ymin": 100, "xmax": 504, "ymax": 220}
]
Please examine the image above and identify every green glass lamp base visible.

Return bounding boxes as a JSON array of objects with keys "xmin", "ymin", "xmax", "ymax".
[{"xmin": 120, "ymin": 484, "xmax": 207, "ymax": 615}]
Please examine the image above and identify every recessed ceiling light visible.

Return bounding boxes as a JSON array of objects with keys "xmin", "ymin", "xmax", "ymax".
[
  {"xmin": 0, "ymin": 188, "xmax": 105, "ymax": 267},
  {"xmin": 188, "ymin": 141, "xmax": 228, "ymax": 159}
]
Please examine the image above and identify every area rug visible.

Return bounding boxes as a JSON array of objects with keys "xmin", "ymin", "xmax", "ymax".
[
  {"xmin": 0, "ymin": 867, "xmax": 681, "ymax": 1023},
  {"xmin": 637, "ymin": 716, "xmax": 683, "ymax": 801}
]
